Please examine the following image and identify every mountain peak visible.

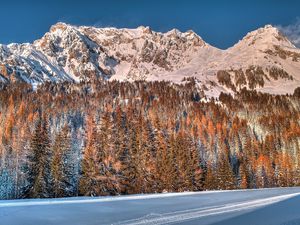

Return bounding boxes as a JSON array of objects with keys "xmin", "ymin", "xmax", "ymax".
[
  {"xmin": 136, "ymin": 26, "xmax": 152, "ymax": 34},
  {"xmin": 49, "ymin": 22, "xmax": 75, "ymax": 33},
  {"xmin": 261, "ymin": 24, "xmax": 280, "ymax": 32},
  {"xmin": 233, "ymin": 24, "xmax": 295, "ymax": 50}
]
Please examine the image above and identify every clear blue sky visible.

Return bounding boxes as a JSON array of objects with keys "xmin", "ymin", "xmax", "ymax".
[{"xmin": 1, "ymin": 0, "xmax": 299, "ymax": 49}]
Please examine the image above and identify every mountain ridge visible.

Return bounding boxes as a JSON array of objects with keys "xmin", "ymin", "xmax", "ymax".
[{"xmin": 0, "ymin": 22, "xmax": 300, "ymax": 97}]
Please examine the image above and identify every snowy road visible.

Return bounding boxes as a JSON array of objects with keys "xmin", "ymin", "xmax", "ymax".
[{"xmin": 1, "ymin": 187, "xmax": 300, "ymax": 225}]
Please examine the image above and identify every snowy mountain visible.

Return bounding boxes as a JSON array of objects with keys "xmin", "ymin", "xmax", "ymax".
[{"xmin": 0, "ymin": 23, "xmax": 300, "ymax": 96}]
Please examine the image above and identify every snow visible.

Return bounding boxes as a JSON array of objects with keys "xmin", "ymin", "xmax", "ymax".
[
  {"xmin": 113, "ymin": 192, "xmax": 299, "ymax": 225},
  {"xmin": 0, "ymin": 23, "xmax": 300, "ymax": 96},
  {"xmin": 0, "ymin": 187, "xmax": 300, "ymax": 225}
]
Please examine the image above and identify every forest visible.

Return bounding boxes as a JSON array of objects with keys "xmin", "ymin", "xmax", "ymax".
[{"xmin": 0, "ymin": 78, "xmax": 300, "ymax": 199}]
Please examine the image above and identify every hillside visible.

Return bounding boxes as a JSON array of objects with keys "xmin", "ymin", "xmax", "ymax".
[{"xmin": 1, "ymin": 80, "xmax": 300, "ymax": 200}]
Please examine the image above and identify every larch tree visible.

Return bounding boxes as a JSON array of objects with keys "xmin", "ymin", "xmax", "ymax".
[
  {"xmin": 79, "ymin": 115, "xmax": 101, "ymax": 196},
  {"xmin": 176, "ymin": 131, "xmax": 194, "ymax": 191}
]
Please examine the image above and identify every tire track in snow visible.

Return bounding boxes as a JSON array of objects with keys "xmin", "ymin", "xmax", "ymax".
[
  {"xmin": 113, "ymin": 192, "xmax": 300, "ymax": 225},
  {"xmin": 0, "ymin": 189, "xmax": 264, "ymax": 208}
]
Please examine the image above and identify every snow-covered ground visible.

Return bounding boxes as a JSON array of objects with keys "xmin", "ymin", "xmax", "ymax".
[{"xmin": 0, "ymin": 187, "xmax": 300, "ymax": 225}]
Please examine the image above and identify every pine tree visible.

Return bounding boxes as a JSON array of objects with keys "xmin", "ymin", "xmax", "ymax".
[
  {"xmin": 79, "ymin": 115, "xmax": 101, "ymax": 196},
  {"xmin": 51, "ymin": 125, "xmax": 74, "ymax": 198},
  {"xmin": 125, "ymin": 121, "xmax": 142, "ymax": 194},
  {"xmin": 163, "ymin": 134, "xmax": 180, "ymax": 192},
  {"xmin": 118, "ymin": 118, "xmax": 143, "ymax": 195},
  {"xmin": 239, "ymin": 162, "xmax": 249, "ymax": 189},
  {"xmin": 12, "ymin": 123, "xmax": 30, "ymax": 198},
  {"xmin": 25, "ymin": 113, "xmax": 52, "ymax": 198},
  {"xmin": 276, "ymin": 153, "xmax": 294, "ymax": 187},
  {"xmin": 112, "ymin": 108, "xmax": 129, "ymax": 194},
  {"xmin": 119, "ymin": 147, "xmax": 137, "ymax": 194},
  {"xmin": 0, "ymin": 168, "xmax": 14, "ymax": 199},
  {"xmin": 98, "ymin": 111, "xmax": 117, "ymax": 195},
  {"xmin": 204, "ymin": 162, "xmax": 217, "ymax": 190},
  {"xmin": 176, "ymin": 131, "xmax": 194, "ymax": 191},
  {"xmin": 140, "ymin": 119, "xmax": 156, "ymax": 193},
  {"xmin": 216, "ymin": 152, "xmax": 236, "ymax": 190},
  {"xmin": 190, "ymin": 138, "xmax": 204, "ymax": 191},
  {"xmin": 256, "ymin": 155, "xmax": 270, "ymax": 188},
  {"xmin": 4, "ymin": 95, "xmax": 15, "ymax": 143},
  {"xmin": 154, "ymin": 125, "xmax": 169, "ymax": 192}
]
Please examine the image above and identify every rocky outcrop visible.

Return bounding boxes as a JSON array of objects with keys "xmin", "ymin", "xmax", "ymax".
[{"xmin": 265, "ymin": 45, "xmax": 300, "ymax": 62}]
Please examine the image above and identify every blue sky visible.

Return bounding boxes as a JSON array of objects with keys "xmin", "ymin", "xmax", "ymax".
[{"xmin": 1, "ymin": 0, "xmax": 300, "ymax": 49}]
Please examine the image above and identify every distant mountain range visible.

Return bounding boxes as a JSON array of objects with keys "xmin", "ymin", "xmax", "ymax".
[{"xmin": 1, "ymin": 23, "xmax": 300, "ymax": 97}]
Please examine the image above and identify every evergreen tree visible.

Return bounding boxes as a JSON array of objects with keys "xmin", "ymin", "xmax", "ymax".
[
  {"xmin": 0, "ymin": 168, "xmax": 14, "ymax": 200},
  {"xmin": 79, "ymin": 115, "xmax": 101, "ymax": 196},
  {"xmin": 25, "ymin": 113, "xmax": 52, "ymax": 198},
  {"xmin": 176, "ymin": 131, "xmax": 194, "ymax": 191},
  {"xmin": 125, "ymin": 121, "xmax": 142, "ymax": 194},
  {"xmin": 51, "ymin": 125, "xmax": 75, "ymax": 198},
  {"xmin": 216, "ymin": 152, "xmax": 236, "ymax": 190},
  {"xmin": 154, "ymin": 126, "xmax": 169, "ymax": 192},
  {"xmin": 98, "ymin": 111, "xmax": 117, "ymax": 195},
  {"xmin": 140, "ymin": 119, "xmax": 156, "ymax": 193},
  {"xmin": 190, "ymin": 138, "xmax": 204, "ymax": 191},
  {"xmin": 164, "ymin": 134, "xmax": 180, "ymax": 192},
  {"xmin": 238, "ymin": 162, "xmax": 249, "ymax": 189},
  {"xmin": 204, "ymin": 162, "xmax": 217, "ymax": 190}
]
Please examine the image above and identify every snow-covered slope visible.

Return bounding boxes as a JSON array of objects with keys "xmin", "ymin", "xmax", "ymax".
[
  {"xmin": 220, "ymin": 25, "xmax": 300, "ymax": 94},
  {"xmin": 0, "ymin": 23, "xmax": 300, "ymax": 96},
  {"xmin": 1, "ymin": 188, "xmax": 300, "ymax": 225}
]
